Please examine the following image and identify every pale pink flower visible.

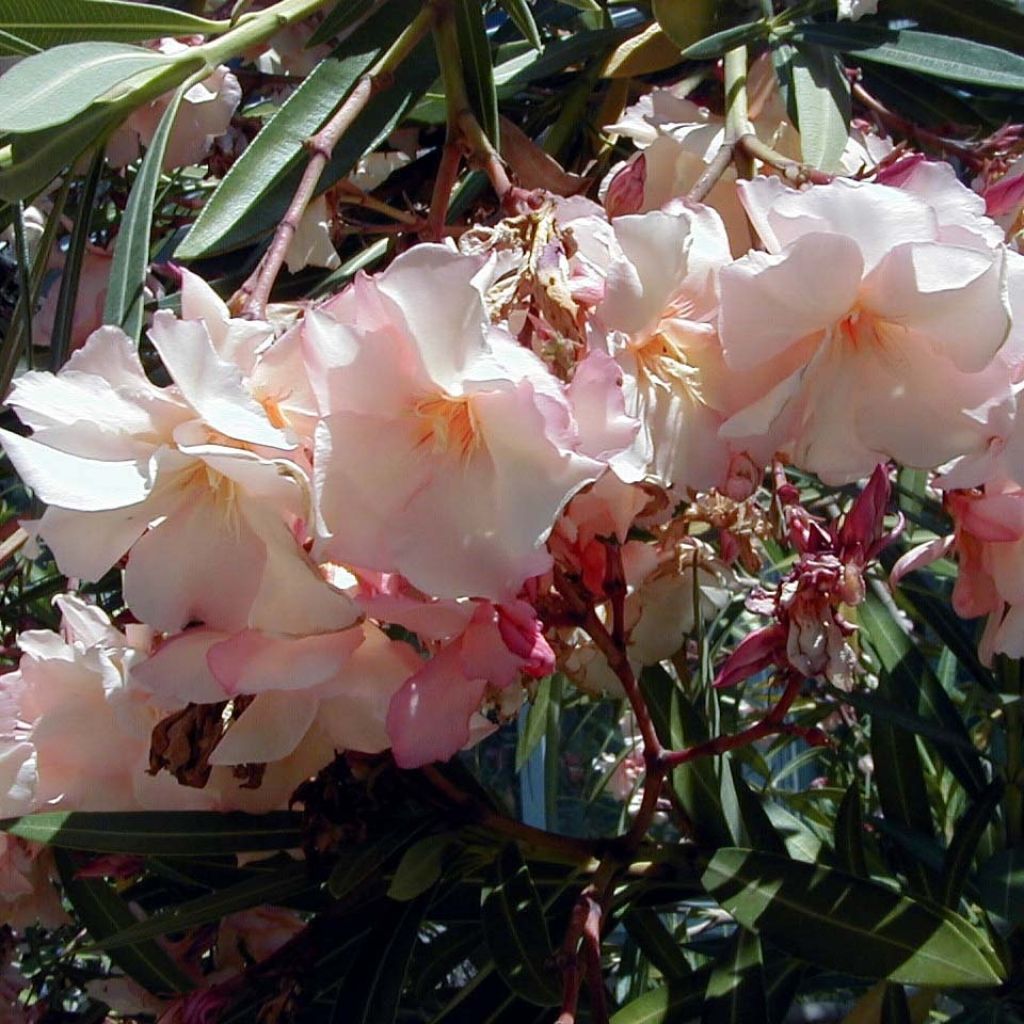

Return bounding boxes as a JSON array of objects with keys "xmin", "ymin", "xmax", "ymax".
[
  {"xmin": 107, "ymin": 39, "xmax": 241, "ymax": 170},
  {"xmin": 718, "ymin": 176, "xmax": 1017, "ymax": 484},
  {"xmin": 1, "ymin": 273, "xmax": 356, "ymax": 636},
  {"xmin": 305, "ymin": 244, "xmax": 613, "ymax": 602},
  {"xmin": 0, "ymin": 837, "xmax": 64, "ymax": 929}
]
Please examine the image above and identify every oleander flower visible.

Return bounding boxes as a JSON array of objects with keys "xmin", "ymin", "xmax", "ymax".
[
  {"xmin": 1, "ymin": 272, "xmax": 357, "ymax": 636},
  {"xmin": 305, "ymin": 244, "xmax": 616, "ymax": 602},
  {"xmin": 717, "ymin": 176, "xmax": 1019, "ymax": 484}
]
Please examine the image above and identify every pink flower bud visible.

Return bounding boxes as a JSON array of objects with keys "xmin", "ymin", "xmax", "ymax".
[{"xmin": 604, "ymin": 156, "xmax": 646, "ymax": 217}]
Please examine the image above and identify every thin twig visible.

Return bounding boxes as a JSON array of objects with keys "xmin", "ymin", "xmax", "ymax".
[{"xmin": 687, "ymin": 141, "xmax": 735, "ymax": 204}]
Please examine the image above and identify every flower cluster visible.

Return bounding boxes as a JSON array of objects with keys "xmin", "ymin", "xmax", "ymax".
[{"xmin": 3, "ymin": 78, "xmax": 1024, "ymax": 843}]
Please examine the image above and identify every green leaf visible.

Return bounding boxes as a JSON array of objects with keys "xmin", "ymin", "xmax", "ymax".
[
  {"xmin": 833, "ymin": 783, "xmax": 868, "ymax": 878},
  {"xmin": 974, "ymin": 849, "xmax": 1024, "ymax": 925},
  {"xmin": 788, "ymin": 42, "xmax": 850, "ymax": 173},
  {"xmin": 858, "ymin": 590, "xmax": 987, "ymax": 798},
  {"xmin": 455, "ymin": 0, "xmax": 499, "ymax": 145},
  {"xmin": 388, "ymin": 834, "xmax": 454, "ymax": 902},
  {"xmin": 87, "ymin": 862, "xmax": 315, "ymax": 951},
  {"xmin": 884, "ymin": 0, "xmax": 1024, "ymax": 55},
  {"xmin": 680, "ymin": 20, "xmax": 769, "ymax": 61},
  {"xmin": 702, "ymin": 927, "xmax": 768, "ymax": 1024},
  {"xmin": 305, "ymin": 0, "xmax": 376, "ymax": 48},
  {"xmin": 0, "ymin": 101, "xmax": 123, "ymax": 202},
  {"xmin": 724, "ymin": 761, "xmax": 788, "ymax": 857},
  {"xmin": 622, "ymin": 908, "xmax": 689, "ymax": 982},
  {"xmin": 333, "ymin": 891, "xmax": 434, "ymax": 1024},
  {"xmin": 702, "ymin": 848, "xmax": 1003, "ymax": 988},
  {"xmin": 481, "ymin": 844, "xmax": 560, "ymax": 1007},
  {"xmin": 498, "ymin": 0, "xmax": 542, "ymax": 50},
  {"xmin": 329, "ymin": 820, "xmax": 430, "ymax": 899},
  {"xmin": 0, "ymin": 41, "xmax": 190, "ymax": 133},
  {"xmin": 1, "ymin": 810, "xmax": 303, "ymax": 854},
  {"xmin": 516, "ymin": 675, "xmax": 552, "ymax": 772},
  {"xmin": 54, "ymin": 849, "xmax": 194, "ymax": 996},
  {"xmin": 0, "ymin": 0, "xmax": 222, "ymax": 53},
  {"xmin": 610, "ymin": 968, "xmax": 713, "ymax": 1024},
  {"xmin": 940, "ymin": 781, "xmax": 1004, "ymax": 909},
  {"xmin": 48, "ymin": 146, "xmax": 105, "ymax": 370},
  {"xmin": 652, "ymin": 0, "xmax": 717, "ymax": 52},
  {"xmin": 103, "ymin": 79, "xmax": 185, "ymax": 341},
  {"xmin": 177, "ymin": 1, "xmax": 436, "ymax": 259},
  {"xmin": 791, "ymin": 24, "xmax": 1024, "ymax": 91}
]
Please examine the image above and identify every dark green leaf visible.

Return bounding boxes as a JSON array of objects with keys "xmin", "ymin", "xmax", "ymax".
[
  {"xmin": 329, "ymin": 820, "xmax": 430, "ymax": 899},
  {"xmin": 622, "ymin": 908, "xmax": 689, "ymax": 982},
  {"xmin": 610, "ymin": 968, "xmax": 712, "ymax": 1024},
  {"xmin": 179, "ymin": 7, "xmax": 436, "ymax": 258},
  {"xmin": 858, "ymin": 590, "xmax": 987, "ymax": 798},
  {"xmin": 833, "ymin": 783, "xmax": 868, "ymax": 878},
  {"xmin": 703, "ymin": 848, "xmax": 1003, "ymax": 987},
  {"xmin": 792, "ymin": 23, "xmax": 1024, "ymax": 91},
  {"xmin": 680, "ymin": 20, "xmax": 768, "ymax": 61},
  {"xmin": 940, "ymin": 781, "xmax": 1004, "ymax": 908},
  {"xmin": 47, "ymin": 147, "xmax": 105, "ymax": 370},
  {"xmin": 0, "ymin": 0, "xmax": 222, "ymax": 53},
  {"xmin": 388, "ymin": 833, "xmax": 454, "ymax": 902},
  {"xmin": 702, "ymin": 927, "xmax": 768, "ymax": 1024},
  {"xmin": 885, "ymin": 0, "xmax": 1024, "ymax": 55},
  {"xmin": 103, "ymin": 79, "xmax": 184, "ymax": 340},
  {"xmin": 88, "ymin": 862, "xmax": 315, "ymax": 951},
  {"xmin": 55, "ymin": 849, "xmax": 194, "ymax": 996},
  {"xmin": 306, "ymin": 0, "xmax": 376, "ymax": 48},
  {"xmin": 481, "ymin": 844, "xmax": 560, "ymax": 1006},
  {"xmin": 975, "ymin": 849, "xmax": 1024, "ymax": 925},
  {"xmin": 454, "ymin": 0, "xmax": 499, "ymax": 145},
  {"xmin": 334, "ymin": 891, "xmax": 434, "ymax": 1024},
  {"xmin": 498, "ymin": 0, "xmax": 542, "ymax": 50},
  {"xmin": 1, "ymin": 810, "xmax": 303, "ymax": 854},
  {"xmin": 725, "ymin": 761, "xmax": 787, "ymax": 857}
]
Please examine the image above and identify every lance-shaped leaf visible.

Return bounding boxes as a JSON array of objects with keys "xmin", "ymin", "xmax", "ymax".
[
  {"xmin": 388, "ymin": 833, "xmax": 456, "ymax": 902},
  {"xmin": 623, "ymin": 909, "xmax": 689, "ymax": 982},
  {"xmin": 334, "ymin": 890, "xmax": 434, "ymax": 1024},
  {"xmin": 87, "ymin": 862, "xmax": 315, "ymax": 951},
  {"xmin": 0, "ymin": 40, "xmax": 193, "ymax": 133},
  {"xmin": 305, "ymin": 0, "xmax": 375, "ymax": 48},
  {"xmin": 702, "ymin": 927, "xmax": 768, "ymax": 1024},
  {"xmin": 1, "ymin": 810, "xmax": 303, "ymax": 854},
  {"xmin": 0, "ymin": 0, "xmax": 222, "ymax": 53},
  {"xmin": 792, "ymin": 23, "xmax": 1024, "ymax": 91},
  {"xmin": 481, "ymin": 844, "xmax": 560, "ymax": 1006},
  {"xmin": 940, "ymin": 781, "xmax": 1004, "ymax": 909},
  {"xmin": 702, "ymin": 848, "xmax": 1004, "ymax": 988},
  {"xmin": 610, "ymin": 967, "xmax": 713, "ymax": 1024},
  {"xmin": 974, "ymin": 850, "xmax": 1024, "ymax": 926},
  {"xmin": 55, "ymin": 849, "xmax": 194, "ymax": 996},
  {"xmin": 833, "ymin": 783, "xmax": 868, "ymax": 878},
  {"xmin": 498, "ymin": 0, "xmax": 542, "ymax": 51},
  {"xmin": 788, "ymin": 42, "xmax": 850, "ymax": 173},
  {"xmin": 104, "ymin": 79, "xmax": 186, "ymax": 341},
  {"xmin": 454, "ymin": 0, "xmax": 499, "ymax": 145}
]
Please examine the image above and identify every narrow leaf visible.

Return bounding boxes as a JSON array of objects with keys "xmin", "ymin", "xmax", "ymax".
[
  {"xmin": 793, "ymin": 23, "xmax": 1024, "ymax": 91},
  {"xmin": 0, "ymin": 0, "xmax": 222, "ymax": 52},
  {"xmin": 610, "ymin": 968, "xmax": 713, "ymax": 1024},
  {"xmin": 622, "ymin": 908, "xmax": 689, "ymax": 982},
  {"xmin": 703, "ymin": 848, "xmax": 1003, "ymax": 987},
  {"xmin": 482, "ymin": 844, "xmax": 560, "ymax": 1007},
  {"xmin": 516, "ymin": 675, "xmax": 552, "ymax": 772},
  {"xmin": 789, "ymin": 42, "xmax": 851, "ymax": 172},
  {"xmin": 306, "ymin": 0, "xmax": 376, "ymax": 48},
  {"xmin": 55, "ymin": 849, "xmax": 194, "ymax": 996},
  {"xmin": 498, "ymin": 0, "xmax": 542, "ymax": 50},
  {"xmin": 702, "ymin": 927, "xmax": 768, "ymax": 1024},
  {"xmin": 680, "ymin": 20, "xmax": 769, "ymax": 61},
  {"xmin": 833, "ymin": 783, "xmax": 868, "ymax": 878},
  {"xmin": 974, "ymin": 849, "xmax": 1024, "ymax": 925},
  {"xmin": 103, "ymin": 79, "xmax": 185, "ymax": 340},
  {"xmin": 455, "ymin": 0, "xmax": 499, "ymax": 145},
  {"xmin": 940, "ymin": 781, "xmax": 1004, "ymax": 909},
  {"xmin": 1, "ymin": 810, "xmax": 303, "ymax": 854},
  {"xmin": 88, "ymin": 862, "xmax": 314, "ymax": 951},
  {"xmin": 388, "ymin": 834, "xmax": 454, "ymax": 902}
]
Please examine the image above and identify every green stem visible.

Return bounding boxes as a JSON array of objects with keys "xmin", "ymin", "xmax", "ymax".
[{"xmin": 198, "ymin": 0, "xmax": 335, "ymax": 67}]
